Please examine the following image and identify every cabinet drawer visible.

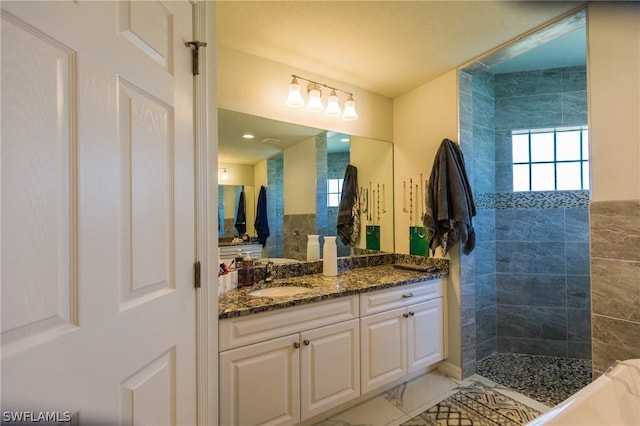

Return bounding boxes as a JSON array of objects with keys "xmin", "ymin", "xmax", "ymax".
[
  {"xmin": 220, "ymin": 295, "xmax": 359, "ymax": 351},
  {"xmin": 359, "ymin": 279, "xmax": 443, "ymax": 316}
]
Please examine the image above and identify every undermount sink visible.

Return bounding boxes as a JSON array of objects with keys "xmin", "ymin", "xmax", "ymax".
[{"xmin": 249, "ymin": 286, "xmax": 312, "ymax": 297}]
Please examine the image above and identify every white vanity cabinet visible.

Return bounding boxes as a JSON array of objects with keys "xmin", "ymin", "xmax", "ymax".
[
  {"xmin": 220, "ymin": 334, "xmax": 301, "ymax": 426},
  {"xmin": 219, "ymin": 296, "xmax": 360, "ymax": 426},
  {"xmin": 359, "ymin": 280, "xmax": 444, "ymax": 394},
  {"xmin": 219, "ymin": 278, "xmax": 445, "ymax": 425}
]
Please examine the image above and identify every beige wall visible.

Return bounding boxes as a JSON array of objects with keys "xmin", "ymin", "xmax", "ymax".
[
  {"xmin": 350, "ymin": 137, "xmax": 394, "ymax": 252},
  {"xmin": 284, "ymin": 137, "xmax": 316, "ymax": 215},
  {"xmin": 218, "ymin": 46, "xmax": 393, "ymax": 142},
  {"xmin": 253, "ymin": 159, "xmax": 268, "ymax": 191},
  {"xmin": 392, "ymin": 69, "xmax": 461, "ymax": 374},
  {"xmin": 392, "ymin": 70, "xmax": 459, "ymax": 253},
  {"xmin": 588, "ymin": 2, "xmax": 640, "ymax": 202},
  {"xmin": 218, "ymin": 162, "xmax": 254, "ymax": 186}
]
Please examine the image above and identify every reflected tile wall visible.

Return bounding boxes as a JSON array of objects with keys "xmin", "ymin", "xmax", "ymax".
[
  {"xmin": 266, "ymin": 155, "xmax": 284, "ymax": 258},
  {"xmin": 283, "ymin": 214, "xmax": 317, "ymax": 261},
  {"xmin": 316, "ymin": 135, "xmax": 329, "ymax": 238},
  {"xmin": 590, "ymin": 200, "xmax": 640, "ymax": 374}
]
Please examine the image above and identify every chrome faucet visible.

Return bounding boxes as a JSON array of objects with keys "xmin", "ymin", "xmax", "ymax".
[{"xmin": 265, "ymin": 261, "xmax": 274, "ymax": 283}]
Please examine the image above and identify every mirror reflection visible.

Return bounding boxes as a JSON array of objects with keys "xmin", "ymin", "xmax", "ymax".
[
  {"xmin": 218, "ymin": 109, "xmax": 394, "ymax": 261},
  {"xmin": 218, "ymin": 185, "xmax": 254, "ymax": 239}
]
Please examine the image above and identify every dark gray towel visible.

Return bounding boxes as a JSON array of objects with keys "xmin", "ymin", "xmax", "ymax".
[
  {"xmin": 424, "ymin": 138, "xmax": 476, "ymax": 255},
  {"xmin": 337, "ymin": 164, "xmax": 359, "ymax": 246},
  {"xmin": 254, "ymin": 185, "xmax": 269, "ymax": 246}
]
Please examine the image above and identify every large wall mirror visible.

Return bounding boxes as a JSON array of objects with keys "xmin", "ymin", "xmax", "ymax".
[{"xmin": 218, "ymin": 109, "xmax": 394, "ymax": 261}]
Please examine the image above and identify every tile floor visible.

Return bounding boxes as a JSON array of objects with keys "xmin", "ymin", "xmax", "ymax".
[
  {"xmin": 476, "ymin": 353, "xmax": 593, "ymax": 406},
  {"xmin": 312, "ymin": 371, "xmax": 550, "ymax": 426}
]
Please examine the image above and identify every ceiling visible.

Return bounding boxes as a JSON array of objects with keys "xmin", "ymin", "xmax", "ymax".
[
  {"xmin": 218, "ymin": 110, "xmax": 349, "ymax": 165},
  {"xmin": 216, "ymin": 1, "xmax": 586, "ymax": 98},
  {"xmin": 216, "ymin": 1, "xmax": 587, "ymax": 165}
]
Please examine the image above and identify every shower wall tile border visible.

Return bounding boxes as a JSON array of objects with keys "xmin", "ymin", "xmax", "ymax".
[{"xmin": 474, "ymin": 191, "xmax": 590, "ymax": 210}]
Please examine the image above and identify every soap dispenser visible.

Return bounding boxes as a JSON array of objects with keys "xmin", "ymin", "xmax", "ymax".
[{"xmin": 241, "ymin": 253, "xmax": 254, "ymax": 287}]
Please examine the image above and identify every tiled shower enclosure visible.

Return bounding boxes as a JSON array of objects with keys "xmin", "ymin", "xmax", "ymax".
[{"xmin": 459, "ymin": 65, "xmax": 591, "ymax": 377}]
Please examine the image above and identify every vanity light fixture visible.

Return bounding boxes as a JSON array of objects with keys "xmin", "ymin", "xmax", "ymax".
[
  {"xmin": 285, "ymin": 74, "xmax": 358, "ymax": 121},
  {"xmin": 324, "ymin": 89, "xmax": 342, "ymax": 117},
  {"xmin": 219, "ymin": 168, "xmax": 229, "ymax": 180},
  {"xmin": 341, "ymin": 94, "xmax": 358, "ymax": 121},
  {"xmin": 285, "ymin": 76, "xmax": 305, "ymax": 107},
  {"xmin": 242, "ymin": 133, "xmax": 255, "ymax": 139},
  {"xmin": 306, "ymin": 83, "xmax": 324, "ymax": 112}
]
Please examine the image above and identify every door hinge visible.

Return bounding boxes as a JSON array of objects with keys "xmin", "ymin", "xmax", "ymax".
[
  {"xmin": 194, "ymin": 261, "xmax": 201, "ymax": 288},
  {"xmin": 185, "ymin": 40, "xmax": 207, "ymax": 76}
]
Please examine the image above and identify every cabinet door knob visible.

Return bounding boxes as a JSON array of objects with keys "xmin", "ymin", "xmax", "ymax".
[
  {"xmin": 293, "ymin": 342, "xmax": 300, "ymax": 349},
  {"xmin": 303, "ymin": 339, "xmax": 310, "ymax": 346},
  {"xmin": 402, "ymin": 292, "xmax": 414, "ymax": 298},
  {"xmin": 409, "ymin": 311, "xmax": 415, "ymax": 316},
  {"xmin": 403, "ymin": 313, "xmax": 409, "ymax": 318}
]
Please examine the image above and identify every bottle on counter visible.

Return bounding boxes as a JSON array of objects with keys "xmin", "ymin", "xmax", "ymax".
[
  {"xmin": 241, "ymin": 253, "xmax": 254, "ymax": 287},
  {"xmin": 234, "ymin": 249, "xmax": 244, "ymax": 271},
  {"xmin": 322, "ymin": 236, "xmax": 338, "ymax": 276},
  {"xmin": 307, "ymin": 234, "xmax": 320, "ymax": 261}
]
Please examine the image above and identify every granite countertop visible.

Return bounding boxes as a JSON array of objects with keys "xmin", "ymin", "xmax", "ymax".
[{"xmin": 218, "ymin": 264, "xmax": 447, "ymax": 320}]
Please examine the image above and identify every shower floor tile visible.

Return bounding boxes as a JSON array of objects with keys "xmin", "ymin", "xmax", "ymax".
[{"xmin": 476, "ymin": 352, "xmax": 593, "ymax": 406}]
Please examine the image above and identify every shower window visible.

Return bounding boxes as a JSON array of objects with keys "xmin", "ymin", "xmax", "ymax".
[
  {"xmin": 512, "ymin": 126, "xmax": 589, "ymax": 191},
  {"xmin": 327, "ymin": 178, "xmax": 344, "ymax": 207}
]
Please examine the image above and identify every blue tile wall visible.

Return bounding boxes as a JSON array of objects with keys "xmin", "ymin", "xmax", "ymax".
[
  {"xmin": 474, "ymin": 241, "xmax": 496, "ymax": 276},
  {"xmin": 491, "ymin": 66, "xmax": 590, "ymax": 359},
  {"xmin": 459, "ymin": 71, "xmax": 479, "ymax": 375},
  {"xmin": 494, "ymin": 68, "xmax": 562, "ymax": 98},
  {"xmin": 316, "ymin": 135, "xmax": 328, "ymax": 238},
  {"xmin": 466, "ymin": 66, "xmax": 591, "ymax": 362},
  {"xmin": 469, "ymin": 71, "xmax": 496, "ymax": 366},
  {"xmin": 497, "ymin": 274, "xmax": 566, "ymax": 307},
  {"xmin": 476, "ymin": 273, "xmax": 497, "ymax": 310},
  {"xmin": 266, "ymin": 155, "xmax": 284, "ymax": 258},
  {"xmin": 497, "ymin": 305, "xmax": 567, "ymax": 340},
  {"xmin": 496, "ymin": 241, "xmax": 566, "ymax": 275}
]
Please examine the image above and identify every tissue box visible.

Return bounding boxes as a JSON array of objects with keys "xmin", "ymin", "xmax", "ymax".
[{"xmin": 218, "ymin": 270, "xmax": 238, "ymax": 295}]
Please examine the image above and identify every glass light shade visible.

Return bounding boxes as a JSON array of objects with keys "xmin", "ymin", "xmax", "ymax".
[
  {"xmin": 306, "ymin": 86, "xmax": 324, "ymax": 112},
  {"xmin": 285, "ymin": 78, "xmax": 304, "ymax": 108},
  {"xmin": 324, "ymin": 89, "xmax": 342, "ymax": 116},
  {"xmin": 341, "ymin": 95, "xmax": 358, "ymax": 121}
]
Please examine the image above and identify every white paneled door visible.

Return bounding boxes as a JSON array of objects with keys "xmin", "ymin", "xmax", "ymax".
[{"xmin": 1, "ymin": 1, "xmax": 197, "ymax": 424}]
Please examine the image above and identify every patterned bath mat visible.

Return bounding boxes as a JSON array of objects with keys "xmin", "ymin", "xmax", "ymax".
[{"xmin": 402, "ymin": 382, "xmax": 541, "ymax": 426}]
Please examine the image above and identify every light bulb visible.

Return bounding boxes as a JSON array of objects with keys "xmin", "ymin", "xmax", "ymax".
[
  {"xmin": 324, "ymin": 89, "xmax": 342, "ymax": 117},
  {"xmin": 306, "ymin": 84, "xmax": 324, "ymax": 112},
  {"xmin": 341, "ymin": 94, "xmax": 358, "ymax": 121},
  {"xmin": 285, "ymin": 76, "xmax": 304, "ymax": 108}
]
